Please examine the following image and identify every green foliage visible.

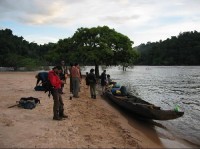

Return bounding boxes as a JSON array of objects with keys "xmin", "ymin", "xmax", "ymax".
[
  {"xmin": 3, "ymin": 53, "xmax": 39, "ymax": 70},
  {"xmin": 136, "ymin": 31, "xmax": 200, "ymax": 65},
  {"xmin": 0, "ymin": 27, "xmax": 137, "ymax": 69},
  {"xmin": 1, "ymin": 28, "xmax": 199, "ymax": 70},
  {"xmin": 0, "ymin": 29, "xmax": 56, "ymax": 68},
  {"xmin": 4, "ymin": 53, "xmax": 24, "ymax": 68},
  {"xmin": 69, "ymin": 26, "xmax": 137, "ymax": 67},
  {"xmin": 18, "ymin": 58, "xmax": 39, "ymax": 71}
]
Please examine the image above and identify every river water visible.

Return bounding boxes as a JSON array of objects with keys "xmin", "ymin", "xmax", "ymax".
[{"xmin": 83, "ymin": 66, "xmax": 200, "ymax": 146}]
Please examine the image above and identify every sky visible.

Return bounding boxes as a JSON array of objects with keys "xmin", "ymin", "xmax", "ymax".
[{"xmin": 0, "ymin": 0, "xmax": 200, "ymax": 46}]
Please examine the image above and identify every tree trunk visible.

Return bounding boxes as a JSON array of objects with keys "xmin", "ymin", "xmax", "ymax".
[
  {"xmin": 122, "ymin": 65, "xmax": 127, "ymax": 71},
  {"xmin": 123, "ymin": 65, "xmax": 125, "ymax": 71},
  {"xmin": 95, "ymin": 63, "xmax": 99, "ymax": 78}
]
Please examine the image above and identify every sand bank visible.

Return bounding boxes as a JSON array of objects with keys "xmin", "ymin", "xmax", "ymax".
[{"xmin": 0, "ymin": 72, "xmax": 197, "ymax": 148}]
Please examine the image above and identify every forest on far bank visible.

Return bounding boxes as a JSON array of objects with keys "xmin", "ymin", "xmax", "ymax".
[
  {"xmin": 1, "ymin": 27, "xmax": 200, "ymax": 71},
  {"xmin": 135, "ymin": 30, "xmax": 200, "ymax": 65}
]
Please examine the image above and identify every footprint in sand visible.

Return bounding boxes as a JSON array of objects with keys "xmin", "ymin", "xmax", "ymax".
[{"xmin": 1, "ymin": 118, "xmax": 14, "ymax": 127}]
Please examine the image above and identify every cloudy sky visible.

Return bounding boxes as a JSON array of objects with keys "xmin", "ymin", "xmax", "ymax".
[{"xmin": 0, "ymin": 0, "xmax": 200, "ymax": 46}]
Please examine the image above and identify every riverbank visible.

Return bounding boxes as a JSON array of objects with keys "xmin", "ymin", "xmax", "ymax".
[{"xmin": 0, "ymin": 72, "xmax": 197, "ymax": 148}]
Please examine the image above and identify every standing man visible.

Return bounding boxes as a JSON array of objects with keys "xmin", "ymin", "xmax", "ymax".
[
  {"xmin": 88, "ymin": 68, "xmax": 97, "ymax": 99},
  {"xmin": 68, "ymin": 63, "xmax": 74, "ymax": 93},
  {"xmin": 71, "ymin": 63, "xmax": 81, "ymax": 98},
  {"xmin": 77, "ymin": 64, "xmax": 82, "ymax": 92},
  {"xmin": 100, "ymin": 70, "xmax": 107, "ymax": 95},
  {"xmin": 85, "ymin": 72, "xmax": 90, "ymax": 89},
  {"xmin": 59, "ymin": 60, "xmax": 68, "ymax": 94},
  {"xmin": 48, "ymin": 66, "xmax": 68, "ymax": 120}
]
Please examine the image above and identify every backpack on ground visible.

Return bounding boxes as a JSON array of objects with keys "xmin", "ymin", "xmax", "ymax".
[{"xmin": 18, "ymin": 97, "xmax": 40, "ymax": 109}]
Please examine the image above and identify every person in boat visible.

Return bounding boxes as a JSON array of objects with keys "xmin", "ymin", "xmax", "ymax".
[
  {"xmin": 107, "ymin": 74, "xmax": 116, "ymax": 85},
  {"xmin": 100, "ymin": 70, "xmax": 107, "ymax": 95},
  {"xmin": 88, "ymin": 68, "xmax": 97, "ymax": 99},
  {"xmin": 105, "ymin": 74, "xmax": 116, "ymax": 92},
  {"xmin": 107, "ymin": 74, "xmax": 112, "ymax": 85},
  {"xmin": 35, "ymin": 72, "xmax": 48, "ymax": 87},
  {"xmin": 48, "ymin": 66, "xmax": 68, "ymax": 120}
]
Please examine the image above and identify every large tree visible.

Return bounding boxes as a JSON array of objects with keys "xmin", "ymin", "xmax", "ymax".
[{"xmin": 70, "ymin": 26, "xmax": 137, "ymax": 76}]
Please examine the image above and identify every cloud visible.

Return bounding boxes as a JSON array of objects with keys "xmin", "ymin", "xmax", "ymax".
[
  {"xmin": 0, "ymin": 0, "xmax": 200, "ymax": 46},
  {"xmin": 102, "ymin": 15, "xmax": 140, "ymax": 24},
  {"xmin": 0, "ymin": 0, "xmax": 154, "ymax": 26},
  {"xmin": 0, "ymin": 0, "xmax": 70, "ymax": 24}
]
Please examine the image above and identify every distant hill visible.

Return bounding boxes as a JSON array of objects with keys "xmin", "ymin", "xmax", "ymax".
[{"xmin": 135, "ymin": 31, "xmax": 200, "ymax": 65}]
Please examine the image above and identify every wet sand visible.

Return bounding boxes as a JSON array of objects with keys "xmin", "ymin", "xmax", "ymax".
[{"xmin": 0, "ymin": 72, "xmax": 197, "ymax": 148}]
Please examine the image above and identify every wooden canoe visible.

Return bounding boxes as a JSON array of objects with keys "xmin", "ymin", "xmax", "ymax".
[{"xmin": 104, "ymin": 91, "xmax": 184, "ymax": 120}]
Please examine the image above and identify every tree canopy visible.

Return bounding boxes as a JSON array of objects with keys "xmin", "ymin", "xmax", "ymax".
[
  {"xmin": 0, "ymin": 26, "xmax": 138, "ymax": 71},
  {"xmin": 1, "ymin": 28, "xmax": 200, "ymax": 71},
  {"xmin": 68, "ymin": 26, "xmax": 137, "ymax": 66},
  {"xmin": 135, "ymin": 31, "xmax": 200, "ymax": 65}
]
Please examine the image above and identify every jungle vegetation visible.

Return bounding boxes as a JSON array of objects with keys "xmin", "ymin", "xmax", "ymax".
[
  {"xmin": 1, "ymin": 27, "xmax": 200, "ymax": 73},
  {"xmin": 136, "ymin": 31, "xmax": 200, "ymax": 65},
  {"xmin": 0, "ymin": 26, "xmax": 137, "ymax": 74}
]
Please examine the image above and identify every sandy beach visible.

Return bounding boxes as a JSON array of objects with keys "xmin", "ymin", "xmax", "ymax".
[{"xmin": 0, "ymin": 72, "xmax": 197, "ymax": 148}]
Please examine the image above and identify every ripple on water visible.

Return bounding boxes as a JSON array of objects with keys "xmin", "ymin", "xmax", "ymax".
[{"xmin": 106, "ymin": 66, "xmax": 200, "ymax": 146}]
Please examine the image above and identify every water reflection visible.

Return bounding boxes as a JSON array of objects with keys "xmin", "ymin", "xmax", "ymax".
[{"xmin": 84, "ymin": 66, "xmax": 200, "ymax": 146}]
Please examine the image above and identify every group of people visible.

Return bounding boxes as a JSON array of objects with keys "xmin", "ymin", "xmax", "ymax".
[
  {"xmin": 35, "ymin": 61, "xmax": 82, "ymax": 121},
  {"xmin": 85, "ymin": 69, "xmax": 113, "ymax": 99},
  {"xmin": 35, "ymin": 61, "xmax": 113, "ymax": 121}
]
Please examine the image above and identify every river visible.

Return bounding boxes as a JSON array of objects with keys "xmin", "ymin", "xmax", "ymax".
[{"xmin": 82, "ymin": 66, "xmax": 200, "ymax": 146}]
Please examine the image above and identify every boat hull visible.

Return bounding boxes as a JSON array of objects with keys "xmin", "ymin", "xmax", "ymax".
[{"xmin": 104, "ymin": 91, "xmax": 184, "ymax": 120}]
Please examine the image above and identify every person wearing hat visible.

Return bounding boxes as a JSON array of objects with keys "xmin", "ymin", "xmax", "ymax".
[{"xmin": 48, "ymin": 66, "xmax": 68, "ymax": 120}]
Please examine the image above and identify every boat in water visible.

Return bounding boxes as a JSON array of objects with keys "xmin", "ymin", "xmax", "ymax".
[{"xmin": 104, "ymin": 91, "xmax": 184, "ymax": 120}]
